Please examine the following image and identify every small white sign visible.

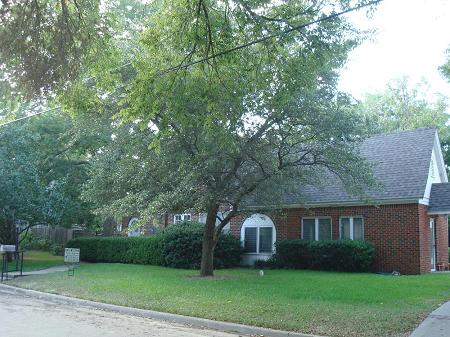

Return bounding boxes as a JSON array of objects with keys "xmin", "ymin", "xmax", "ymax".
[{"xmin": 64, "ymin": 248, "xmax": 80, "ymax": 263}]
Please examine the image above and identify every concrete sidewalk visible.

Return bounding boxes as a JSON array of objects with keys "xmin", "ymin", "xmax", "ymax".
[
  {"xmin": 410, "ymin": 301, "xmax": 450, "ymax": 337},
  {"xmin": 3, "ymin": 265, "xmax": 69, "ymax": 280},
  {"xmin": 11, "ymin": 265, "xmax": 69, "ymax": 276}
]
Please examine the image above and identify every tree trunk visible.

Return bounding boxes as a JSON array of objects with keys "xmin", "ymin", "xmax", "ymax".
[{"xmin": 200, "ymin": 203, "xmax": 219, "ymax": 277}]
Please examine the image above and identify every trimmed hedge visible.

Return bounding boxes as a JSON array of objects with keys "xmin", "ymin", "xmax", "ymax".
[
  {"xmin": 67, "ymin": 236, "xmax": 163, "ymax": 265},
  {"xmin": 66, "ymin": 222, "xmax": 242, "ymax": 269},
  {"xmin": 273, "ymin": 239, "xmax": 375, "ymax": 272}
]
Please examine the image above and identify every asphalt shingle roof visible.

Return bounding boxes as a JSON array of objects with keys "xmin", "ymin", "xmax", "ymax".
[
  {"xmin": 429, "ymin": 183, "xmax": 450, "ymax": 213},
  {"xmin": 281, "ymin": 128, "xmax": 437, "ymax": 206}
]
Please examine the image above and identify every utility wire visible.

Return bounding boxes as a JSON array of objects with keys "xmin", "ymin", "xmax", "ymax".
[
  {"xmin": 161, "ymin": 0, "xmax": 383, "ymax": 74},
  {"xmin": 0, "ymin": 106, "xmax": 61, "ymax": 127},
  {"xmin": 0, "ymin": 0, "xmax": 383, "ymax": 128}
]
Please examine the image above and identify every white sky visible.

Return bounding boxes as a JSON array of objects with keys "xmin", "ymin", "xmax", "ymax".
[{"xmin": 339, "ymin": 0, "xmax": 450, "ymax": 100}]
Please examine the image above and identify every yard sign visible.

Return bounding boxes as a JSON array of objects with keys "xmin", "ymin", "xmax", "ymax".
[{"xmin": 64, "ymin": 248, "xmax": 80, "ymax": 263}]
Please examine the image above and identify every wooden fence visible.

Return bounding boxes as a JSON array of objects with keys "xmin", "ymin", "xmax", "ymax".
[{"xmin": 31, "ymin": 225, "xmax": 74, "ymax": 245}]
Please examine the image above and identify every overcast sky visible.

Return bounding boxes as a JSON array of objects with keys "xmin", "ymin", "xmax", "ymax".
[{"xmin": 338, "ymin": 0, "xmax": 450, "ymax": 100}]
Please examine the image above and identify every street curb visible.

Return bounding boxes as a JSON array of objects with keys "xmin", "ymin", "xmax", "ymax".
[{"xmin": 0, "ymin": 284, "xmax": 322, "ymax": 337}]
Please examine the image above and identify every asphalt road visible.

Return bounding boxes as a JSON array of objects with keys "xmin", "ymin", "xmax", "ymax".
[{"xmin": 0, "ymin": 290, "xmax": 240, "ymax": 337}]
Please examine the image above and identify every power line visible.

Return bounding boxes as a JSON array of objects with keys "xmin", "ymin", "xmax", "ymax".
[
  {"xmin": 0, "ymin": 106, "xmax": 61, "ymax": 127},
  {"xmin": 0, "ymin": 0, "xmax": 383, "ymax": 128},
  {"xmin": 161, "ymin": 0, "xmax": 383, "ymax": 74}
]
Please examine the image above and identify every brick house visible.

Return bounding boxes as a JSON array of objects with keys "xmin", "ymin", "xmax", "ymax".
[
  {"xmin": 229, "ymin": 128, "xmax": 450, "ymax": 274},
  {"xmin": 123, "ymin": 128, "xmax": 450, "ymax": 275}
]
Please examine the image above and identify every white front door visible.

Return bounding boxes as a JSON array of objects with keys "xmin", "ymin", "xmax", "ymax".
[{"xmin": 430, "ymin": 219, "xmax": 436, "ymax": 271}]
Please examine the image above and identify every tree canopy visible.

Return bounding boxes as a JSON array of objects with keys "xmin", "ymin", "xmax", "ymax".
[
  {"xmin": 358, "ymin": 78, "xmax": 450, "ymax": 174},
  {"xmin": 80, "ymin": 0, "xmax": 380, "ymax": 276},
  {"xmin": 1, "ymin": 0, "xmax": 381, "ymax": 275},
  {"xmin": 0, "ymin": 105, "xmax": 112, "ymax": 244},
  {"xmin": 0, "ymin": 0, "xmax": 117, "ymax": 99}
]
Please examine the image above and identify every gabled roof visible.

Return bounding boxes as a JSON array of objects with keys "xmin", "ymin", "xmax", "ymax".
[
  {"xmin": 281, "ymin": 128, "xmax": 437, "ymax": 207},
  {"xmin": 428, "ymin": 183, "xmax": 450, "ymax": 214}
]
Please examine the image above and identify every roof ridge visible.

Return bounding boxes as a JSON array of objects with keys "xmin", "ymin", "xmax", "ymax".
[{"xmin": 369, "ymin": 127, "xmax": 437, "ymax": 139}]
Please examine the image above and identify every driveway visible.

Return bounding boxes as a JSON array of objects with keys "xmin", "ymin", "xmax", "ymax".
[
  {"xmin": 409, "ymin": 300, "xmax": 450, "ymax": 337},
  {"xmin": 0, "ymin": 290, "xmax": 239, "ymax": 337}
]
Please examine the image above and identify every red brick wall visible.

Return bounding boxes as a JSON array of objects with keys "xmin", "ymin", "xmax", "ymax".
[
  {"xmin": 230, "ymin": 203, "xmax": 447, "ymax": 275},
  {"xmin": 418, "ymin": 205, "xmax": 430, "ymax": 273},
  {"xmin": 436, "ymin": 215, "xmax": 449, "ymax": 268}
]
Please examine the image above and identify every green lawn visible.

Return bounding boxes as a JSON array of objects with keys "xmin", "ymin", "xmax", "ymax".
[
  {"xmin": 7, "ymin": 264, "xmax": 450, "ymax": 337},
  {"xmin": 7, "ymin": 250, "xmax": 64, "ymax": 272}
]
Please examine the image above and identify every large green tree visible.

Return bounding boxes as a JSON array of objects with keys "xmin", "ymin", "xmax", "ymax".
[
  {"xmin": 81, "ymin": 0, "xmax": 379, "ymax": 276},
  {"xmin": 0, "ymin": 0, "xmax": 148, "ymax": 242},
  {"xmin": 0, "ymin": 105, "xmax": 112, "ymax": 243},
  {"xmin": 359, "ymin": 78, "xmax": 450, "ymax": 173}
]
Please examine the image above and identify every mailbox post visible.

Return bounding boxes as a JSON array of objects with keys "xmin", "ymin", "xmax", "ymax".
[{"xmin": 0, "ymin": 244, "xmax": 22, "ymax": 282}]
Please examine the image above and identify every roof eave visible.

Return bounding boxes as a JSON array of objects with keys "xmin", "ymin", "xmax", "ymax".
[
  {"xmin": 244, "ymin": 198, "xmax": 421, "ymax": 210},
  {"xmin": 428, "ymin": 209, "xmax": 450, "ymax": 215}
]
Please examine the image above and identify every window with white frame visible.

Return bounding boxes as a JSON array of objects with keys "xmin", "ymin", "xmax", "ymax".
[
  {"xmin": 339, "ymin": 217, "xmax": 364, "ymax": 240},
  {"xmin": 240, "ymin": 214, "xmax": 276, "ymax": 254},
  {"xmin": 302, "ymin": 217, "xmax": 332, "ymax": 241},
  {"xmin": 174, "ymin": 213, "xmax": 191, "ymax": 223},
  {"xmin": 198, "ymin": 213, "xmax": 208, "ymax": 224},
  {"xmin": 127, "ymin": 218, "xmax": 141, "ymax": 237}
]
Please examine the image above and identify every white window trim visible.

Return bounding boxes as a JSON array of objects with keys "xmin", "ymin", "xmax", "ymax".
[
  {"xmin": 301, "ymin": 217, "xmax": 332, "ymax": 241},
  {"xmin": 240, "ymin": 214, "xmax": 276, "ymax": 255},
  {"xmin": 127, "ymin": 217, "xmax": 142, "ymax": 237},
  {"xmin": 339, "ymin": 216, "xmax": 364, "ymax": 240},
  {"xmin": 243, "ymin": 226, "xmax": 274, "ymax": 254},
  {"xmin": 174, "ymin": 213, "xmax": 192, "ymax": 223}
]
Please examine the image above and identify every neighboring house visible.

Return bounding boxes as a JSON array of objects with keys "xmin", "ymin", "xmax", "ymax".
[
  {"xmin": 121, "ymin": 212, "xmax": 231, "ymax": 236},
  {"xmin": 229, "ymin": 128, "xmax": 450, "ymax": 274}
]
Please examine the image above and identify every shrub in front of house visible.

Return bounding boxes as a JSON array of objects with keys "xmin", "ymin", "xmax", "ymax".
[
  {"xmin": 66, "ymin": 222, "xmax": 242, "ymax": 269},
  {"xmin": 66, "ymin": 236, "xmax": 163, "ymax": 265},
  {"xmin": 162, "ymin": 222, "xmax": 242, "ymax": 269},
  {"xmin": 274, "ymin": 239, "xmax": 375, "ymax": 272}
]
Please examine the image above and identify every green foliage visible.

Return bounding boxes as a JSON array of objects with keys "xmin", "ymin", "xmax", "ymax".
[
  {"xmin": 161, "ymin": 222, "xmax": 242, "ymax": 269},
  {"xmin": 440, "ymin": 48, "xmax": 450, "ymax": 84},
  {"xmin": 82, "ymin": 0, "xmax": 379, "ymax": 226},
  {"xmin": 20, "ymin": 232, "xmax": 53, "ymax": 251},
  {"xmin": 66, "ymin": 222, "xmax": 242, "ymax": 269},
  {"xmin": 274, "ymin": 239, "xmax": 375, "ymax": 272},
  {"xmin": 0, "ymin": 0, "xmax": 117, "ymax": 98},
  {"xmin": 66, "ymin": 236, "xmax": 164, "ymax": 265},
  {"xmin": 0, "ymin": 109, "xmax": 112, "ymax": 229},
  {"xmin": 359, "ymin": 78, "xmax": 450, "ymax": 174},
  {"xmin": 50, "ymin": 244, "xmax": 65, "ymax": 256}
]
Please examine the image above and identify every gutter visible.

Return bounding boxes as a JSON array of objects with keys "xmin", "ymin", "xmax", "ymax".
[{"xmin": 243, "ymin": 198, "xmax": 422, "ymax": 211}]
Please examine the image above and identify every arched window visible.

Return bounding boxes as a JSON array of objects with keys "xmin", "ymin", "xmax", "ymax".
[
  {"xmin": 240, "ymin": 214, "xmax": 276, "ymax": 254},
  {"xmin": 127, "ymin": 217, "xmax": 141, "ymax": 237}
]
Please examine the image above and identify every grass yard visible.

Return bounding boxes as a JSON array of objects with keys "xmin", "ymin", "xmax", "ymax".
[
  {"xmin": 7, "ymin": 264, "xmax": 450, "ymax": 337},
  {"xmin": 8, "ymin": 250, "xmax": 64, "ymax": 272}
]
